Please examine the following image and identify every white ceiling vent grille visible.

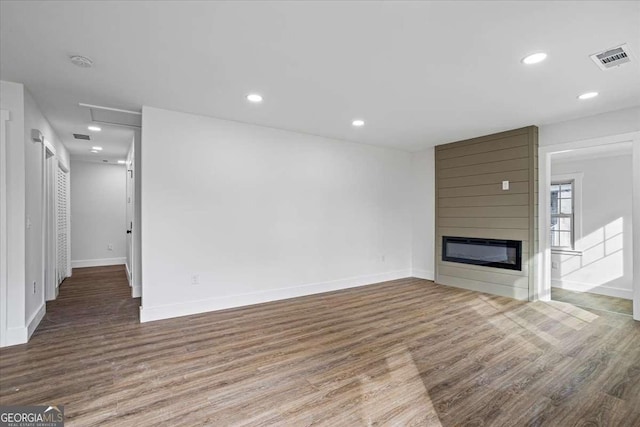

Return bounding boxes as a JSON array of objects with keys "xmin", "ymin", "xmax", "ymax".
[{"xmin": 590, "ymin": 44, "xmax": 631, "ymax": 70}]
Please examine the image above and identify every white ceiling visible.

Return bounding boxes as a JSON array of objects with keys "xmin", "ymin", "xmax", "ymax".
[{"xmin": 1, "ymin": 1, "xmax": 639, "ymax": 155}]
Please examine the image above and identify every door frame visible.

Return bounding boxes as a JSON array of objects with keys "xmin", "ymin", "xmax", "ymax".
[
  {"xmin": 537, "ymin": 131, "xmax": 640, "ymax": 321},
  {"xmin": 0, "ymin": 109, "xmax": 10, "ymax": 347},
  {"xmin": 43, "ymin": 142, "xmax": 57, "ymax": 301}
]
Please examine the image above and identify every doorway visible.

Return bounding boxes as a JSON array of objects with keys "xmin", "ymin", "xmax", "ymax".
[
  {"xmin": 538, "ymin": 132, "xmax": 640, "ymax": 320},
  {"xmin": 43, "ymin": 142, "xmax": 70, "ymax": 302}
]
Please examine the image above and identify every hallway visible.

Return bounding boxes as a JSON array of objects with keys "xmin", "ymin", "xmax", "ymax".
[{"xmin": 36, "ymin": 265, "xmax": 139, "ymax": 334}]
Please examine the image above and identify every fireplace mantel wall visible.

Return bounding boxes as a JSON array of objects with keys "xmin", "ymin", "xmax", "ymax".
[{"xmin": 435, "ymin": 126, "xmax": 538, "ymax": 300}]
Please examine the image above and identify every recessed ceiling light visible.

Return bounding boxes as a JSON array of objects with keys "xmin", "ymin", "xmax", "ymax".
[
  {"xmin": 352, "ymin": 119, "xmax": 365, "ymax": 127},
  {"xmin": 88, "ymin": 125, "xmax": 101, "ymax": 132},
  {"xmin": 117, "ymin": 160, "xmax": 126, "ymax": 164},
  {"xmin": 522, "ymin": 52, "xmax": 547, "ymax": 65},
  {"xmin": 70, "ymin": 55, "xmax": 94, "ymax": 68},
  {"xmin": 91, "ymin": 146, "xmax": 103, "ymax": 151},
  {"xmin": 246, "ymin": 94, "xmax": 263, "ymax": 103},
  {"xmin": 578, "ymin": 91, "xmax": 598, "ymax": 100}
]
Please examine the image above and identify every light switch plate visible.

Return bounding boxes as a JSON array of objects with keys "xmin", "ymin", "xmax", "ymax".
[{"xmin": 502, "ymin": 180, "xmax": 509, "ymax": 190}]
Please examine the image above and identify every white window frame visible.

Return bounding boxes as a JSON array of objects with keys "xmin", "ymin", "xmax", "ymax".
[{"xmin": 550, "ymin": 172, "xmax": 583, "ymax": 255}]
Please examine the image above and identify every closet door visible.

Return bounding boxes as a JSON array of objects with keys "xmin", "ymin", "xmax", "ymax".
[{"xmin": 56, "ymin": 166, "xmax": 69, "ymax": 284}]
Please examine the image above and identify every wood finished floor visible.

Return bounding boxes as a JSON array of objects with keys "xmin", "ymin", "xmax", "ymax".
[
  {"xmin": 1, "ymin": 266, "xmax": 639, "ymax": 426},
  {"xmin": 551, "ymin": 288, "xmax": 633, "ymax": 316}
]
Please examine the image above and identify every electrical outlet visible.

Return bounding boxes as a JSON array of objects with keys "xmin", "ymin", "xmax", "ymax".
[
  {"xmin": 107, "ymin": 244, "xmax": 113, "ymax": 251},
  {"xmin": 33, "ymin": 281, "xmax": 36, "ymax": 294},
  {"xmin": 191, "ymin": 274, "xmax": 200, "ymax": 285}
]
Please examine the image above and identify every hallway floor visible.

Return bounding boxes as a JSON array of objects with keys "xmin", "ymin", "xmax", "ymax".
[{"xmin": 36, "ymin": 265, "xmax": 140, "ymax": 334}]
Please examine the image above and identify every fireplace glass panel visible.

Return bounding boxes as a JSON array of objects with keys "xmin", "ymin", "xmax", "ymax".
[{"xmin": 442, "ymin": 237, "xmax": 522, "ymax": 271}]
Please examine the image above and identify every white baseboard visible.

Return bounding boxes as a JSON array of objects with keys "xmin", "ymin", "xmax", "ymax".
[
  {"xmin": 27, "ymin": 303, "xmax": 46, "ymax": 339},
  {"xmin": 412, "ymin": 268, "xmax": 434, "ymax": 281},
  {"xmin": 132, "ymin": 286, "xmax": 141, "ymax": 298},
  {"xmin": 71, "ymin": 257, "xmax": 126, "ymax": 268},
  {"xmin": 551, "ymin": 279, "xmax": 632, "ymax": 300},
  {"xmin": 1, "ymin": 303, "xmax": 46, "ymax": 348},
  {"xmin": 2, "ymin": 327, "xmax": 28, "ymax": 347},
  {"xmin": 140, "ymin": 269, "xmax": 412, "ymax": 323}
]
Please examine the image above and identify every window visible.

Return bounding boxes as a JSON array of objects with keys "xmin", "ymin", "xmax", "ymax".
[{"xmin": 550, "ymin": 181, "xmax": 574, "ymax": 249}]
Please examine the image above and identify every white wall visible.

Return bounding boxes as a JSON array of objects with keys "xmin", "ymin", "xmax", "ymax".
[
  {"xmin": 140, "ymin": 106, "xmax": 412, "ymax": 321},
  {"xmin": 23, "ymin": 88, "xmax": 70, "ymax": 332},
  {"xmin": 540, "ymin": 106, "xmax": 640, "ymax": 147},
  {"xmin": 0, "ymin": 81, "xmax": 70, "ymax": 346},
  {"xmin": 70, "ymin": 160, "xmax": 127, "ymax": 268},
  {"xmin": 411, "ymin": 147, "xmax": 435, "ymax": 280},
  {"xmin": 551, "ymin": 155, "xmax": 634, "ymax": 299},
  {"xmin": 0, "ymin": 80, "xmax": 26, "ymax": 346}
]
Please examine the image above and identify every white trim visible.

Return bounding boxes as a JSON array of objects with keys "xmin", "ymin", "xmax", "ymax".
[
  {"xmin": 26, "ymin": 303, "xmax": 45, "ymax": 339},
  {"xmin": 4, "ymin": 327, "xmax": 28, "ymax": 347},
  {"xmin": 71, "ymin": 257, "xmax": 126, "ymax": 268},
  {"xmin": 65, "ymin": 166, "xmax": 71, "ymax": 277},
  {"xmin": 551, "ymin": 249, "xmax": 582, "ymax": 256},
  {"xmin": 538, "ymin": 131, "xmax": 640, "ymax": 322},
  {"xmin": 2, "ymin": 304, "xmax": 49, "ymax": 347},
  {"xmin": 0, "ymin": 109, "xmax": 9, "ymax": 347},
  {"xmin": 551, "ymin": 279, "xmax": 632, "ymax": 300},
  {"xmin": 43, "ymin": 138, "xmax": 56, "ymax": 157},
  {"xmin": 411, "ymin": 269, "xmax": 434, "ymax": 281},
  {"xmin": 140, "ymin": 269, "xmax": 411, "ymax": 323},
  {"xmin": 633, "ymin": 134, "xmax": 640, "ymax": 321},
  {"xmin": 132, "ymin": 286, "xmax": 141, "ymax": 298}
]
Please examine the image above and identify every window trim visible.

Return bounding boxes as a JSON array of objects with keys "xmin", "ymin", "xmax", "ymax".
[{"xmin": 550, "ymin": 172, "xmax": 583, "ymax": 254}]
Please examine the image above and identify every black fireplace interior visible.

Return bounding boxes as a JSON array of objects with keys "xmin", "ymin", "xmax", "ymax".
[{"xmin": 442, "ymin": 236, "xmax": 522, "ymax": 271}]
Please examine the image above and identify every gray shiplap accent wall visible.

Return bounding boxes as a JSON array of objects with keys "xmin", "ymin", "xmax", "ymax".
[{"xmin": 435, "ymin": 126, "xmax": 538, "ymax": 300}]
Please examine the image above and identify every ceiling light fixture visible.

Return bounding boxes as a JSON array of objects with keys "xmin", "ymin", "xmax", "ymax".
[
  {"xmin": 91, "ymin": 146, "xmax": 103, "ymax": 151},
  {"xmin": 246, "ymin": 94, "xmax": 263, "ymax": 103},
  {"xmin": 88, "ymin": 125, "xmax": 101, "ymax": 132},
  {"xmin": 578, "ymin": 91, "xmax": 598, "ymax": 100},
  {"xmin": 90, "ymin": 150, "xmax": 99, "ymax": 153},
  {"xmin": 352, "ymin": 119, "xmax": 365, "ymax": 127},
  {"xmin": 70, "ymin": 55, "xmax": 94, "ymax": 68},
  {"xmin": 521, "ymin": 52, "xmax": 547, "ymax": 65},
  {"xmin": 117, "ymin": 160, "xmax": 126, "ymax": 164}
]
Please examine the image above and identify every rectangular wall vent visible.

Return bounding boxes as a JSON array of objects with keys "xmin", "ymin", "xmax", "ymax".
[
  {"xmin": 73, "ymin": 133, "xmax": 90, "ymax": 140},
  {"xmin": 590, "ymin": 44, "xmax": 631, "ymax": 70}
]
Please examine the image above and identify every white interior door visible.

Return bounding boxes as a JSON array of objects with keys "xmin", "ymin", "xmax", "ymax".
[
  {"xmin": 126, "ymin": 165, "xmax": 133, "ymax": 284},
  {"xmin": 56, "ymin": 164, "xmax": 69, "ymax": 285}
]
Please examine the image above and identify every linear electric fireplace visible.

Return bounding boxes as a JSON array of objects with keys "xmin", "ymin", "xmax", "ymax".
[{"xmin": 442, "ymin": 236, "xmax": 522, "ymax": 271}]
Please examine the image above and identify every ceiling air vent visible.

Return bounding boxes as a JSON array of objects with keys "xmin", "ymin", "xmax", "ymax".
[
  {"xmin": 590, "ymin": 44, "xmax": 631, "ymax": 70},
  {"xmin": 73, "ymin": 133, "xmax": 90, "ymax": 140}
]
